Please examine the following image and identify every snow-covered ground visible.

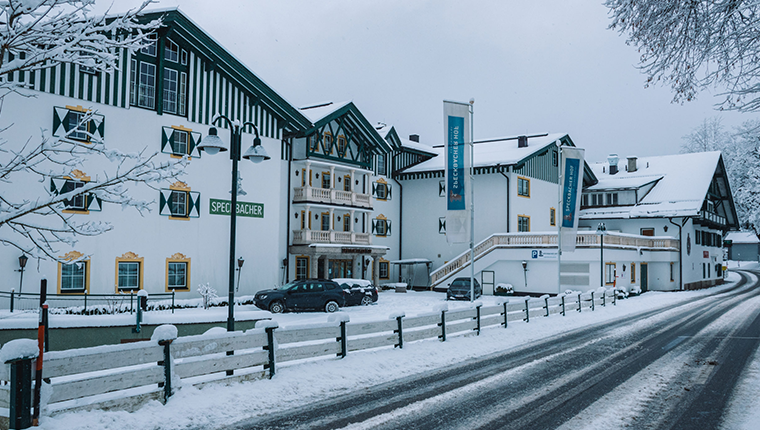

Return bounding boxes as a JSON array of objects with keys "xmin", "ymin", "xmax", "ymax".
[{"xmin": 27, "ymin": 271, "xmax": 760, "ymax": 430}]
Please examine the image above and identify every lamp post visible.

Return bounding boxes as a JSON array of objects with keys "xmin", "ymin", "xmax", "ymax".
[
  {"xmin": 198, "ymin": 115, "xmax": 269, "ymax": 332},
  {"xmin": 17, "ymin": 254, "xmax": 28, "ymax": 294},
  {"xmin": 596, "ymin": 223, "xmax": 606, "ymax": 287}
]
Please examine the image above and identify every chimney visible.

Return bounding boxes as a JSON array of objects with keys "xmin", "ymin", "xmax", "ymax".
[
  {"xmin": 608, "ymin": 154, "xmax": 619, "ymax": 175},
  {"xmin": 409, "ymin": 134, "xmax": 419, "ymax": 142},
  {"xmin": 627, "ymin": 156, "xmax": 637, "ymax": 173},
  {"xmin": 518, "ymin": 135, "xmax": 528, "ymax": 148}
]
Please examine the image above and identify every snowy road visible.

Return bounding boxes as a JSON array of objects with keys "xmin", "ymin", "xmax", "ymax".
[{"xmin": 226, "ymin": 271, "xmax": 760, "ymax": 430}]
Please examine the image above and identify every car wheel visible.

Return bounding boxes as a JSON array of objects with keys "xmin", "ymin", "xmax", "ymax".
[
  {"xmin": 269, "ymin": 301, "xmax": 285, "ymax": 314},
  {"xmin": 325, "ymin": 300, "xmax": 339, "ymax": 313},
  {"xmin": 360, "ymin": 296, "xmax": 373, "ymax": 306}
]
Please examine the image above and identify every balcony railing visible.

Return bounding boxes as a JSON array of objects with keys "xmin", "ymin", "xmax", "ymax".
[
  {"xmin": 697, "ymin": 210, "xmax": 727, "ymax": 227},
  {"xmin": 293, "ymin": 186, "xmax": 372, "ymax": 209},
  {"xmin": 292, "ymin": 229, "xmax": 371, "ymax": 246}
]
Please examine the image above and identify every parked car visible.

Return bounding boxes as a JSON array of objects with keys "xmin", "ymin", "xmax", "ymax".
[
  {"xmin": 446, "ymin": 277, "xmax": 482, "ymax": 300},
  {"xmin": 253, "ymin": 279, "xmax": 346, "ymax": 313},
  {"xmin": 332, "ymin": 278, "xmax": 379, "ymax": 306}
]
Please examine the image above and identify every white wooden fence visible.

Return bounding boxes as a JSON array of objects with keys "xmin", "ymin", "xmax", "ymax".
[{"xmin": 0, "ymin": 289, "xmax": 616, "ymax": 425}]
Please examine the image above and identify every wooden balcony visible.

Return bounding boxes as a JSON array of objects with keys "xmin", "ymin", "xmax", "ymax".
[
  {"xmin": 293, "ymin": 186, "xmax": 372, "ymax": 209},
  {"xmin": 292, "ymin": 229, "xmax": 371, "ymax": 246}
]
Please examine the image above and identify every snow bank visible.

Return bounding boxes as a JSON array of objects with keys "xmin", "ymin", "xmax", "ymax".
[
  {"xmin": 433, "ymin": 303, "xmax": 448, "ymax": 313},
  {"xmin": 137, "ymin": 290, "xmax": 148, "ymax": 297},
  {"xmin": 254, "ymin": 320, "xmax": 279, "ymax": 330},
  {"xmin": 327, "ymin": 312, "xmax": 350, "ymax": 323}
]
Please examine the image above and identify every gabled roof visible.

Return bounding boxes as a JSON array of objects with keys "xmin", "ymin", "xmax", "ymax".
[
  {"xmin": 725, "ymin": 231, "xmax": 760, "ymax": 244},
  {"xmin": 580, "ymin": 151, "xmax": 738, "ymax": 225},
  {"xmin": 376, "ymin": 124, "xmax": 437, "ymax": 156},
  {"xmin": 135, "ymin": 9, "xmax": 311, "ymax": 134},
  {"xmin": 298, "ymin": 101, "xmax": 391, "ymax": 154}
]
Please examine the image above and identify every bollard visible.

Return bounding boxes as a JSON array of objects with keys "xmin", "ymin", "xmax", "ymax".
[
  {"xmin": 10, "ymin": 289, "xmax": 14, "ymax": 313},
  {"xmin": 439, "ymin": 310, "xmax": 447, "ymax": 341},
  {"xmin": 133, "ymin": 304, "xmax": 142, "ymax": 333},
  {"xmin": 130, "ymin": 292, "xmax": 134, "ymax": 314},
  {"xmin": 591, "ymin": 292, "xmax": 595, "ymax": 311},
  {"xmin": 475, "ymin": 305, "xmax": 482, "ymax": 335},
  {"xmin": 8, "ymin": 357, "xmax": 33, "ymax": 430},
  {"xmin": 338, "ymin": 320, "xmax": 347, "ymax": 358},
  {"xmin": 561, "ymin": 295, "xmax": 566, "ymax": 316},
  {"xmin": 171, "ymin": 291, "xmax": 176, "ymax": 314},
  {"xmin": 265, "ymin": 326, "xmax": 276, "ymax": 378},
  {"xmin": 524, "ymin": 298, "xmax": 530, "ymax": 323},
  {"xmin": 613, "ymin": 289, "xmax": 617, "ymax": 306},
  {"xmin": 83, "ymin": 292, "xmax": 88, "ymax": 314},
  {"xmin": 602, "ymin": 290, "xmax": 606, "ymax": 307},
  {"xmin": 577, "ymin": 293, "xmax": 582, "ymax": 312},
  {"xmin": 502, "ymin": 301, "xmax": 509, "ymax": 328},
  {"xmin": 394, "ymin": 315, "xmax": 404, "ymax": 349},
  {"xmin": 544, "ymin": 297, "xmax": 549, "ymax": 317}
]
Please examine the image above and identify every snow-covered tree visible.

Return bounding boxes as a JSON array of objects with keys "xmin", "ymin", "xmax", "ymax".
[
  {"xmin": 680, "ymin": 117, "xmax": 733, "ymax": 153},
  {"xmin": 606, "ymin": 0, "xmax": 760, "ymax": 111},
  {"xmin": 0, "ymin": 0, "xmax": 187, "ymax": 261}
]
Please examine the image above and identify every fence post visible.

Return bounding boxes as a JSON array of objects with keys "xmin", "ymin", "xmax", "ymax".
[
  {"xmin": 439, "ymin": 310, "xmax": 447, "ymax": 341},
  {"xmin": 393, "ymin": 314, "xmax": 404, "ymax": 349},
  {"xmin": 10, "ymin": 289, "xmax": 14, "ymax": 313},
  {"xmin": 475, "ymin": 304, "xmax": 482, "ymax": 335},
  {"xmin": 613, "ymin": 289, "xmax": 617, "ymax": 306},
  {"xmin": 591, "ymin": 292, "xmax": 595, "ymax": 311},
  {"xmin": 524, "ymin": 298, "xmax": 530, "ymax": 322},
  {"xmin": 158, "ymin": 339, "xmax": 173, "ymax": 403},
  {"xmin": 544, "ymin": 296, "xmax": 549, "ymax": 317},
  {"xmin": 502, "ymin": 301, "xmax": 509, "ymax": 328},
  {"xmin": 265, "ymin": 326, "xmax": 277, "ymax": 378},
  {"xmin": 602, "ymin": 290, "xmax": 606, "ymax": 307},
  {"xmin": 171, "ymin": 291, "xmax": 175, "ymax": 314},
  {"xmin": 577, "ymin": 293, "xmax": 582, "ymax": 312},
  {"xmin": 130, "ymin": 293, "xmax": 134, "ymax": 314},
  {"xmin": 133, "ymin": 304, "xmax": 142, "ymax": 333},
  {"xmin": 561, "ymin": 295, "xmax": 566, "ymax": 316},
  {"xmin": 8, "ymin": 357, "xmax": 33, "ymax": 430},
  {"xmin": 338, "ymin": 320, "xmax": 347, "ymax": 358},
  {"xmin": 83, "ymin": 292, "xmax": 88, "ymax": 314}
]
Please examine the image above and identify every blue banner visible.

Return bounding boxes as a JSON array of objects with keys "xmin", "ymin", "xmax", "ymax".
[
  {"xmin": 447, "ymin": 115, "xmax": 465, "ymax": 210},
  {"xmin": 561, "ymin": 158, "xmax": 580, "ymax": 228}
]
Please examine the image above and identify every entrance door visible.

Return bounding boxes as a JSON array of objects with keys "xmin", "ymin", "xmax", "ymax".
[
  {"xmin": 640, "ymin": 263, "xmax": 648, "ymax": 292},
  {"xmin": 328, "ymin": 260, "xmax": 352, "ymax": 279},
  {"xmin": 481, "ymin": 271, "xmax": 495, "ymax": 295}
]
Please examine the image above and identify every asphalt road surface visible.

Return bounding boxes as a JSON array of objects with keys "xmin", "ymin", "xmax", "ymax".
[{"xmin": 225, "ymin": 271, "xmax": 760, "ymax": 430}]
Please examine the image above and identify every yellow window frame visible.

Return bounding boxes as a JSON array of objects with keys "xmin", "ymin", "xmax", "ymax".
[
  {"xmin": 517, "ymin": 176, "xmax": 530, "ymax": 198},
  {"xmin": 605, "ymin": 262, "xmax": 616, "ymax": 285},
  {"xmin": 550, "ymin": 207, "xmax": 556, "ymax": 226},
  {"xmin": 518, "ymin": 214, "xmax": 530, "ymax": 232},
  {"xmin": 115, "ymin": 251, "xmax": 144, "ymax": 293},
  {"xmin": 166, "ymin": 252, "xmax": 191, "ymax": 291},
  {"xmin": 57, "ymin": 250, "xmax": 90, "ymax": 294}
]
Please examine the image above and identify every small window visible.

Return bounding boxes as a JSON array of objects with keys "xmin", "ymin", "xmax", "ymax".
[
  {"xmin": 140, "ymin": 34, "xmax": 157, "ymax": 56},
  {"xmin": 591, "ymin": 194, "xmax": 602, "ymax": 206},
  {"xmin": 170, "ymin": 190, "xmax": 188, "ymax": 217},
  {"xmin": 61, "ymin": 180, "xmax": 86, "ymax": 211},
  {"xmin": 695, "ymin": 230, "xmax": 701, "ymax": 245},
  {"xmin": 296, "ymin": 257, "xmax": 309, "ymax": 280},
  {"xmin": 137, "ymin": 62, "xmax": 156, "ymax": 109},
  {"xmin": 322, "ymin": 172, "xmax": 331, "ymax": 189},
  {"xmin": 323, "ymin": 132, "xmax": 333, "ymax": 153},
  {"xmin": 518, "ymin": 177, "xmax": 530, "ymax": 197},
  {"xmin": 550, "ymin": 208, "xmax": 556, "ymax": 226},
  {"xmin": 552, "ymin": 150, "xmax": 558, "ymax": 167},
  {"xmin": 641, "ymin": 228, "xmax": 655, "ymax": 237},
  {"xmin": 518, "ymin": 215, "xmax": 530, "ymax": 232},
  {"xmin": 631, "ymin": 263, "xmax": 636, "ymax": 283},
  {"xmin": 163, "ymin": 68, "xmax": 179, "ymax": 114},
  {"xmin": 376, "ymin": 183, "xmax": 388, "ymax": 200},
  {"xmin": 168, "ymin": 262, "xmax": 188, "ymax": 290},
  {"xmin": 670, "ymin": 262, "xmax": 675, "ymax": 282},
  {"xmin": 581, "ymin": 194, "xmax": 589, "ymax": 207},
  {"xmin": 117, "ymin": 261, "xmax": 140, "ymax": 291},
  {"xmin": 377, "ymin": 153, "xmax": 387, "ymax": 176},
  {"xmin": 373, "ymin": 218, "xmax": 390, "ymax": 236},
  {"xmin": 173, "ymin": 130, "xmax": 188, "ymax": 155},
  {"xmin": 379, "ymin": 261, "xmax": 389, "ymax": 279},
  {"xmin": 606, "ymin": 193, "xmax": 618, "ymax": 206},
  {"xmin": 61, "ymin": 261, "xmax": 87, "ymax": 292},
  {"xmin": 343, "ymin": 215, "xmax": 350, "ymax": 232},
  {"xmin": 337, "ymin": 136, "xmax": 347, "ymax": 155},
  {"xmin": 181, "ymin": 49, "xmax": 188, "ymax": 66},
  {"xmin": 344, "ymin": 175, "xmax": 351, "ymax": 192},
  {"xmin": 164, "ymin": 39, "xmax": 179, "ymax": 62},
  {"xmin": 605, "ymin": 263, "xmax": 616, "ymax": 285},
  {"xmin": 67, "ymin": 111, "xmax": 90, "ymax": 141}
]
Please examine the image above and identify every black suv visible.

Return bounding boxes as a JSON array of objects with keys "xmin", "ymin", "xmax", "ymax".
[
  {"xmin": 446, "ymin": 277, "xmax": 482, "ymax": 300},
  {"xmin": 253, "ymin": 279, "xmax": 346, "ymax": 313}
]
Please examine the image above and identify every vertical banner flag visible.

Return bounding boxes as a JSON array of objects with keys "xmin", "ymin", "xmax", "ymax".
[
  {"xmin": 444, "ymin": 100, "xmax": 471, "ymax": 244},
  {"xmin": 560, "ymin": 146, "xmax": 585, "ymax": 252}
]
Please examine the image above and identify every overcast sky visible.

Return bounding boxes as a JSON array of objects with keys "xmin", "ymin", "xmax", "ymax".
[{"xmin": 104, "ymin": 0, "xmax": 756, "ymax": 162}]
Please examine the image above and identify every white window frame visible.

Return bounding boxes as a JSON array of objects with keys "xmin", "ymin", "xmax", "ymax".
[
  {"xmin": 170, "ymin": 190, "xmax": 188, "ymax": 217},
  {"xmin": 168, "ymin": 261, "xmax": 187, "ymax": 289},
  {"xmin": 118, "ymin": 261, "xmax": 140, "ymax": 290},
  {"xmin": 61, "ymin": 262, "xmax": 86, "ymax": 291}
]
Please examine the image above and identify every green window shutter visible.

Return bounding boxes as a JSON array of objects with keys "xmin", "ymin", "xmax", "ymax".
[
  {"xmin": 96, "ymin": 116, "xmax": 105, "ymax": 140},
  {"xmin": 387, "ymin": 220, "xmax": 392, "ymax": 236},
  {"xmin": 87, "ymin": 193, "xmax": 102, "ymax": 211},
  {"xmin": 89, "ymin": 114, "xmax": 105, "ymax": 141},
  {"xmin": 159, "ymin": 189, "xmax": 173, "ymax": 216},
  {"xmin": 50, "ymin": 178, "xmax": 66, "ymax": 195},
  {"xmin": 52, "ymin": 107, "xmax": 70, "ymax": 136},
  {"xmin": 189, "ymin": 131, "xmax": 202, "ymax": 158},
  {"xmin": 387, "ymin": 184, "xmax": 392, "ymax": 200},
  {"xmin": 188, "ymin": 191, "xmax": 201, "ymax": 218},
  {"xmin": 372, "ymin": 182, "xmax": 377, "ymax": 197},
  {"xmin": 161, "ymin": 127, "xmax": 172, "ymax": 154},
  {"xmin": 371, "ymin": 219, "xmax": 377, "ymax": 234}
]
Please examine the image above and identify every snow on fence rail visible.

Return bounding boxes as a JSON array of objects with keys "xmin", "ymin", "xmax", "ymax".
[{"xmin": 0, "ymin": 289, "xmax": 616, "ymax": 426}]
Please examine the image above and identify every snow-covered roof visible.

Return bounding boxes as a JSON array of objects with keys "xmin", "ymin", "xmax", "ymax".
[
  {"xmin": 725, "ymin": 231, "xmax": 760, "ymax": 244},
  {"xmin": 399, "ymin": 137, "xmax": 436, "ymax": 155},
  {"xmin": 403, "ymin": 133, "xmax": 567, "ymax": 173},
  {"xmin": 580, "ymin": 151, "xmax": 722, "ymax": 219},
  {"xmin": 299, "ymin": 101, "xmax": 352, "ymax": 123}
]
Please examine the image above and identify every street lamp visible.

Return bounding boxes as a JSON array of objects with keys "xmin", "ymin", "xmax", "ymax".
[
  {"xmin": 596, "ymin": 223, "xmax": 606, "ymax": 287},
  {"xmin": 17, "ymin": 254, "xmax": 28, "ymax": 294},
  {"xmin": 198, "ymin": 115, "xmax": 270, "ymax": 332}
]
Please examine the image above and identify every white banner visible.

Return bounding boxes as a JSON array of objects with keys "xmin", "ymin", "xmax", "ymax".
[
  {"xmin": 444, "ymin": 101, "xmax": 471, "ymax": 244},
  {"xmin": 560, "ymin": 147, "xmax": 585, "ymax": 252}
]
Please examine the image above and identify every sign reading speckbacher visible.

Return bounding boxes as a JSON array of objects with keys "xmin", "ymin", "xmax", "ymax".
[{"xmin": 209, "ymin": 198, "xmax": 264, "ymax": 218}]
